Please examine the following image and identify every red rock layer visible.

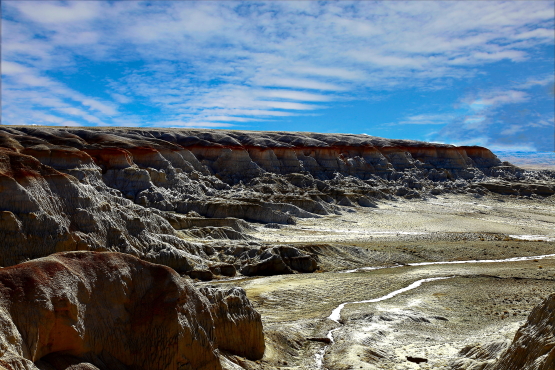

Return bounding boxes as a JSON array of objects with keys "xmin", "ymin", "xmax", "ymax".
[{"xmin": 0, "ymin": 127, "xmax": 502, "ymax": 183}]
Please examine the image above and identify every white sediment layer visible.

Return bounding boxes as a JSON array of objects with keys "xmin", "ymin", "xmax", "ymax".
[
  {"xmin": 339, "ymin": 253, "xmax": 555, "ymax": 273},
  {"xmin": 509, "ymin": 235, "xmax": 555, "ymax": 242},
  {"xmin": 327, "ymin": 276, "xmax": 452, "ymax": 323},
  {"xmin": 314, "ymin": 276, "xmax": 452, "ymax": 369},
  {"xmin": 407, "ymin": 253, "xmax": 555, "ymax": 267},
  {"xmin": 298, "ymin": 227, "xmax": 428, "ymax": 236}
]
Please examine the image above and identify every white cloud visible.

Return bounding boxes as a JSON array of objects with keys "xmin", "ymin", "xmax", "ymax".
[
  {"xmin": 288, "ymin": 66, "xmax": 363, "ymax": 80},
  {"xmin": 1, "ymin": 61, "xmax": 29, "ymax": 75},
  {"xmin": 200, "ymin": 109, "xmax": 295, "ymax": 117},
  {"xmin": 2, "ymin": 1, "xmax": 553, "ymax": 128},
  {"xmin": 399, "ymin": 114, "xmax": 455, "ymax": 125},
  {"xmin": 435, "ymin": 78, "xmax": 553, "ymax": 151},
  {"xmin": 30, "ymin": 112, "xmax": 82, "ymax": 127},
  {"xmin": 258, "ymin": 90, "xmax": 332, "ymax": 102},
  {"xmin": 512, "ymin": 28, "xmax": 555, "ymax": 40},
  {"xmin": 463, "ymin": 116, "xmax": 487, "ymax": 130},
  {"xmin": 488, "ymin": 143, "xmax": 538, "ymax": 152},
  {"xmin": 515, "ymin": 75, "xmax": 555, "ymax": 89},
  {"xmin": 474, "ymin": 90, "xmax": 529, "ymax": 107},
  {"xmin": 253, "ymin": 77, "xmax": 345, "ymax": 91},
  {"xmin": 2, "ymin": 64, "xmax": 118, "ymax": 126},
  {"xmin": 501, "ymin": 125, "xmax": 524, "ymax": 136},
  {"xmin": 351, "ymin": 52, "xmax": 429, "ymax": 69},
  {"xmin": 110, "ymin": 93, "xmax": 132, "ymax": 104},
  {"xmin": 15, "ymin": 1, "xmax": 101, "ymax": 24},
  {"xmin": 449, "ymin": 136, "xmax": 492, "ymax": 147},
  {"xmin": 80, "ymin": 99, "xmax": 117, "ymax": 116},
  {"xmin": 202, "ymin": 116, "xmax": 259, "ymax": 122},
  {"xmin": 154, "ymin": 121, "xmax": 235, "ymax": 128}
]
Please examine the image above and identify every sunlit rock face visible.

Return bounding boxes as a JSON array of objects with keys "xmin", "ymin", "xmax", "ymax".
[
  {"xmin": 487, "ymin": 293, "xmax": 555, "ymax": 370},
  {"xmin": 0, "ymin": 126, "xmax": 552, "ymax": 272},
  {"xmin": 199, "ymin": 287, "xmax": 265, "ymax": 360},
  {"xmin": 0, "ymin": 251, "xmax": 264, "ymax": 370},
  {"xmin": 0, "ymin": 147, "xmax": 206, "ymax": 272},
  {"xmin": 0, "ymin": 126, "xmax": 502, "ymax": 185}
]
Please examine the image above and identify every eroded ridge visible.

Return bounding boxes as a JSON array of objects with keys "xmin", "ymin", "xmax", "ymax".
[
  {"xmin": 488, "ymin": 292, "xmax": 555, "ymax": 370},
  {"xmin": 0, "ymin": 251, "xmax": 264, "ymax": 370},
  {"xmin": 1, "ymin": 126, "xmax": 553, "ymax": 277}
]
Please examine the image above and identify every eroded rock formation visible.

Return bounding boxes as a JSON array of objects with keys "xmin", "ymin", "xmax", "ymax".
[
  {"xmin": 199, "ymin": 287, "xmax": 265, "ymax": 360},
  {"xmin": 0, "ymin": 126, "xmax": 553, "ymax": 274},
  {"xmin": 0, "ymin": 251, "xmax": 264, "ymax": 370},
  {"xmin": 487, "ymin": 293, "xmax": 555, "ymax": 370}
]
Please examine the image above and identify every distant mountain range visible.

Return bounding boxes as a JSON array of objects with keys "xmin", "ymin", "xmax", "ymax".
[{"xmin": 494, "ymin": 151, "xmax": 555, "ymax": 170}]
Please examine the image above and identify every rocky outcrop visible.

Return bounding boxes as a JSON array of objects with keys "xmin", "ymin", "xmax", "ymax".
[
  {"xmin": 238, "ymin": 246, "xmax": 319, "ymax": 276},
  {"xmin": 199, "ymin": 287, "xmax": 265, "ymax": 360},
  {"xmin": 0, "ymin": 127, "xmax": 505, "ymax": 196},
  {"xmin": 0, "ymin": 147, "xmax": 210, "ymax": 273},
  {"xmin": 0, "ymin": 251, "xmax": 264, "ymax": 370},
  {"xmin": 164, "ymin": 216, "xmax": 255, "ymax": 233},
  {"xmin": 479, "ymin": 180, "xmax": 555, "ymax": 197},
  {"xmin": 486, "ymin": 293, "xmax": 555, "ymax": 370},
  {"xmin": 450, "ymin": 342, "xmax": 509, "ymax": 370}
]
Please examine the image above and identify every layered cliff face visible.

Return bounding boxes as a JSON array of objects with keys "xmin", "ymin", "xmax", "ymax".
[
  {"xmin": 0, "ymin": 146, "xmax": 210, "ymax": 271},
  {"xmin": 0, "ymin": 126, "xmax": 552, "ymax": 273},
  {"xmin": 0, "ymin": 251, "xmax": 264, "ymax": 370},
  {"xmin": 487, "ymin": 293, "xmax": 555, "ymax": 370}
]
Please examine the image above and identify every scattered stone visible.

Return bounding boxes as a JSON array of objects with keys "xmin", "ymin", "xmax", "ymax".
[
  {"xmin": 307, "ymin": 337, "xmax": 332, "ymax": 344},
  {"xmin": 406, "ymin": 356, "xmax": 428, "ymax": 364}
]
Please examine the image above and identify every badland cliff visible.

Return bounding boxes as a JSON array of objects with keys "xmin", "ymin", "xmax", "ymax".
[{"xmin": 1, "ymin": 126, "xmax": 553, "ymax": 276}]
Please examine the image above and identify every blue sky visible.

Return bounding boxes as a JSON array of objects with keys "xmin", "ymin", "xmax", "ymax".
[{"xmin": 2, "ymin": 1, "xmax": 554, "ymax": 151}]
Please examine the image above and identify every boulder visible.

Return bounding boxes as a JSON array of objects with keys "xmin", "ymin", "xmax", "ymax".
[
  {"xmin": 240, "ymin": 246, "xmax": 318, "ymax": 276},
  {"xmin": 209, "ymin": 263, "xmax": 237, "ymax": 277}
]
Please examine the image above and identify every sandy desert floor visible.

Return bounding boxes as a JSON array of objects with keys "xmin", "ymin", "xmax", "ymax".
[{"xmin": 200, "ymin": 194, "xmax": 555, "ymax": 370}]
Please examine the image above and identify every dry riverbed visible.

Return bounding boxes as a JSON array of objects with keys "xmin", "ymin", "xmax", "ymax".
[{"xmin": 201, "ymin": 194, "xmax": 555, "ymax": 370}]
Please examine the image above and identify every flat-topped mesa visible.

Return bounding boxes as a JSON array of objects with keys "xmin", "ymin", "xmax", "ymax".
[
  {"xmin": 0, "ymin": 127, "xmax": 502, "ymax": 184},
  {"xmin": 1, "ymin": 126, "xmax": 548, "ymax": 273},
  {"xmin": 0, "ymin": 251, "xmax": 265, "ymax": 370}
]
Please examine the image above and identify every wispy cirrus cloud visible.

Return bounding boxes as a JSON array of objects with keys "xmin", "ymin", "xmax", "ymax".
[
  {"xmin": 466, "ymin": 90, "xmax": 529, "ymax": 110},
  {"xmin": 1, "ymin": 1, "xmax": 553, "ymax": 132},
  {"xmin": 434, "ymin": 80, "xmax": 554, "ymax": 151},
  {"xmin": 2, "ymin": 60, "xmax": 118, "ymax": 126},
  {"xmin": 399, "ymin": 114, "xmax": 456, "ymax": 125}
]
